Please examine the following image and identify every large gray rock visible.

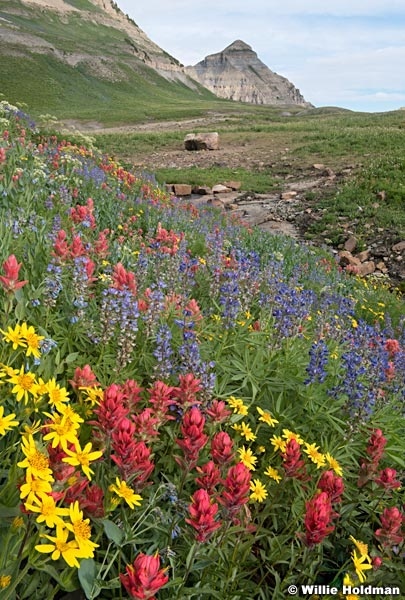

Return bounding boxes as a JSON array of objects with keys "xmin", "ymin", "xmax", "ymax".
[{"xmin": 184, "ymin": 132, "xmax": 219, "ymax": 151}]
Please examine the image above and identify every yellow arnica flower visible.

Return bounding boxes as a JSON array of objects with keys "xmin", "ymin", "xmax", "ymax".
[
  {"xmin": 1, "ymin": 324, "xmax": 27, "ymax": 350},
  {"xmin": 351, "ymin": 549, "xmax": 372, "ymax": 583},
  {"xmin": 0, "ymin": 575, "xmax": 11, "ymax": 589},
  {"xmin": 325, "ymin": 452, "xmax": 343, "ymax": 476},
  {"xmin": 42, "ymin": 411, "xmax": 80, "ymax": 450},
  {"xmin": 79, "ymin": 386, "xmax": 104, "ymax": 407},
  {"xmin": 109, "ymin": 477, "xmax": 143, "ymax": 509},
  {"xmin": 257, "ymin": 407, "xmax": 279, "ymax": 427},
  {"xmin": 35, "ymin": 524, "xmax": 84, "ymax": 568},
  {"xmin": 237, "ymin": 421, "xmax": 257, "ymax": 442},
  {"xmin": 303, "ymin": 443, "xmax": 326, "ymax": 468},
  {"xmin": 227, "ymin": 396, "xmax": 249, "ymax": 416},
  {"xmin": 349, "ymin": 536, "xmax": 369, "ymax": 558},
  {"xmin": 65, "ymin": 501, "xmax": 98, "ymax": 556},
  {"xmin": 237, "ymin": 446, "xmax": 257, "ymax": 471},
  {"xmin": 0, "ymin": 406, "xmax": 19, "ymax": 436},
  {"xmin": 17, "ymin": 435, "xmax": 54, "ymax": 481},
  {"xmin": 24, "ymin": 493, "xmax": 69, "ymax": 528},
  {"xmin": 19, "ymin": 323, "xmax": 45, "ymax": 359},
  {"xmin": 62, "ymin": 441, "xmax": 102, "ymax": 480},
  {"xmin": 282, "ymin": 429, "xmax": 304, "ymax": 445},
  {"xmin": 46, "ymin": 378, "xmax": 70, "ymax": 411},
  {"xmin": 264, "ymin": 466, "xmax": 282, "ymax": 483},
  {"xmin": 249, "ymin": 479, "xmax": 268, "ymax": 502},
  {"xmin": 8, "ymin": 366, "xmax": 38, "ymax": 403},
  {"xmin": 270, "ymin": 435, "xmax": 287, "ymax": 453},
  {"xmin": 20, "ymin": 473, "xmax": 53, "ymax": 503}
]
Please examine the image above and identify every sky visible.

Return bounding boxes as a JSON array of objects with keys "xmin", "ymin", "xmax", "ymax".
[{"xmin": 117, "ymin": 0, "xmax": 405, "ymax": 113}]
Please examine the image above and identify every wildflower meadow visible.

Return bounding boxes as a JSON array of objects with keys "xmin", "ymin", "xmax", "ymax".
[{"xmin": 0, "ymin": 101, "xmax": 404, "ymax": 600}]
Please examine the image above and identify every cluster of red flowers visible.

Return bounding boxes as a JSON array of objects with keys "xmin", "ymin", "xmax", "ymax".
[
  {"xmin": 120, "ymin": 552, "xmax": 169, "ymax": 600},
  {"xmin": 358, "ymin": 428, "xmax": 401, "ymax": 490},
  {"xmin": 70, "ymin": 197, "xmax": 96, "ymax": 229},
  {"xmin": 375, "ymin": 506, "xmax": 404, "ymax": 548},
  {"xmin": 281, "ymin": 439, "xmax": 307, "ymax": 480},
  {"xmin": 0, "ymin": 254, "xmax": 28, "ymax": 293},
  {"xmin": 303, "ymin": 470, "xmax": 344, "ymax": 547}
]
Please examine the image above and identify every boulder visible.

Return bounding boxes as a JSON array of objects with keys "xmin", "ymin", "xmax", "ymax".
[
  {"xmin": 344, "ymin": 235, "xmax": 357, "ymax": 253},
  {"xmin": 192, "ymin": 185, "xmax": 211, "ymax": 195},
  {"xmin": 173, "ymin": 184, "xmax": 192, "ymax": 196},
  {"xmin": 212, "ymin": 184, "xmax": 232, "ymax": 194},
  {"xmin": 392, "ymin": 240, "xmax": 405, "ymax": 252},
  {"xmin": 184, "ymin": 132, "xmax": 219, "ymax": 151},
  {"xmin": 223, "ymin": 180, "xmax": 242, "ymax": 191}
]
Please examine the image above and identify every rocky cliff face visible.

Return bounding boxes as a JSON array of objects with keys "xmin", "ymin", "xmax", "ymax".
[{"xmin": 186, "ymin": 40, "xmax": 312, "ymax": 106}]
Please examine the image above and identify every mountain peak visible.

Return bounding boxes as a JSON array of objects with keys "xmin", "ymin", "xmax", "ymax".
[
  {"xmin": 186, "ymin": 42, "xmax": 312, "ymax": 107},
  {"xmin": 223, "ymin": 40, "xmax": 253, "ymax": 52}
]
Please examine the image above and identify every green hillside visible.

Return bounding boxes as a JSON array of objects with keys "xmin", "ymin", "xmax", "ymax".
[{"xmin": 0, "ymin": 0, "xmax": 229, "ymax": 123}]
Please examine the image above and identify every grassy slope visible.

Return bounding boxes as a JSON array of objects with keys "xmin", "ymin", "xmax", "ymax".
[{"xmin": 0, "ymin": 1, "xmax": 228, "ymax": 122}]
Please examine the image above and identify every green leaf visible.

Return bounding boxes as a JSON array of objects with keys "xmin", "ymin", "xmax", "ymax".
[
  {"xmin": 0, "ymin": 505, "xmax": 20, "ymax": 518},
  {"xmin": 78, "ymin": 558, "xmax": 99, "ymax": 599},
  {"xmin": 102, "ymin": 519, "xmax": 124, "ymax": 546}
]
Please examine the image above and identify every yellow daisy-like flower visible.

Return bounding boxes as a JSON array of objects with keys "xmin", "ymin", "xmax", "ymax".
[
  {"xmin": 257, "ymin": 407, "xmax": 279, "ymax": 427},
  {"xmin": 238, "ymin": 421, "xmax": 257, "ymax": 442},
  {"xmin": 0, "ymin": 575, "xmax": 11, "ymax": 589},
  {"xmin": 237, "ymin": 446, "xmax": 257, "ymax": 471},
  {"xmin": 24, "ymin": 493, "xmax": 69, "ymax": 528},
  {"xmin": 79, "ymin": 386, "xmax": 103, "ymax": 407},
  {"xmin": 249, "ymin": 479, "xmax": 268, "ymax": 502},
  {"xmin": 227, "ymin": 396, "xmax": 249, "ymax": 416},
  {"xmin": 35, "ymin": 524, "xmax": 83, "ymax": 568},
  {"xmin": 270, "ymin": 435, "xmax": 287, "ymax": 453},
  {"xmin": 264, "ymin": 466, "xmax": 282, "ymax": 483},
  {"xmin": 325, "ymin": 452, "xmax": 343, "ymax": 476},
  {"xmin": 46, "ymin": 378, "xmax": 70, "ymax": 411},
  {"xmin": 20, "ymin": 473, "xmax": 53, "ymax": 503},
  {"xmin": 349, "ymin": 536, "xmax": 369, "ymax": 558},
  {"xmin": 1, "ymin": 324, "xmax": 26, "ymax": 350},
  {"xmin": 17, "ymin": 435, "xmax": 54, "ymax": 481},
  {"xmin": 351, "ymin": 549, "xmax": 372, "ymax": 583},
  {"xmin": 22, "ymin": 419, "xmax": 42, "ymax": 438},
  {"xmin": 282, "ymin": 429, "xmax": 304, "ymax": 445},
  {"xmin": 19, "ymin": 323, "xmax": 45, "ymax": 359},
  {"xmin": 0, "ymin": 406, "xmax": 19, "ymax": 436},
  {"xmin": 303, "ymin": 443, "xmax": 326, "ymax": 468},
  {"xmin": 109, "ymin": 477, "xmax": 143, "ymax": 509},
  {"xmin": 8, "ymin": 366, "xmax": 38, "ymax": 404},
  {"xmin": 62, "ymin": 441, "xmax": 102, "ymax": 480},
  {"xmin": 65, "ymin": 501, "xmax": 98, "ymax": 556},
  {"xmin": 42, "ymin": 411, "xmax": 80, "ymax": 450}
]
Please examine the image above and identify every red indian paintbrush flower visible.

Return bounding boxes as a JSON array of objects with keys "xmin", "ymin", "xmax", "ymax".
[
  {"xmin": 317, "ymin": 470, "xmax": 345, "ymax": 504},
  {"xmin": 281, "ymin": 439, "xmax": 307, "ymax": 480},
  {"xmin": 205, "ymin": 399, "xmax": 232, "ymax": 423},
  {"xmin": 176, "ymin": 407, "xmax": 208, "ymax": 468},
  {"xmin": 358, "ymin": 428, "xmax": 387, "ymax": 487},
  {"xmin": 195, "ymin": 461, "xmax": 221, "ymax": 494},
  {"xmin": 172, "ymin": 373, "xmax": 202, "ymax": 409},
  {"xmin": 0, "ymin": 254, "xmax": 28, "ymax": 292},
  {"xmin": 211, "ymin": 431, "xmax": 234, "ymax": 465},
  {"xmin": 375, "ymin": 506, "xmax": 404, "ymax": 547},
  {"xmin": 374, "ymin": 467, "xmax": 402, "ymax": 490},
  {"xmin": 303, "ymin": 491, "xmax": 335, "ymax": 547},
  {"xmin": 186, "ymin": 488, "xmax": 221, "ymax": 542},
  {"xmin": 120, "ymin": 552, "xmax": 169, "ymax": 600},
  {"xmin": 69, "ymin": 364, "xmax": 99, "ymax": 390},
  {"xmin": 218, "ymin": 462, "xmax": 251, "ymax": 520}
]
